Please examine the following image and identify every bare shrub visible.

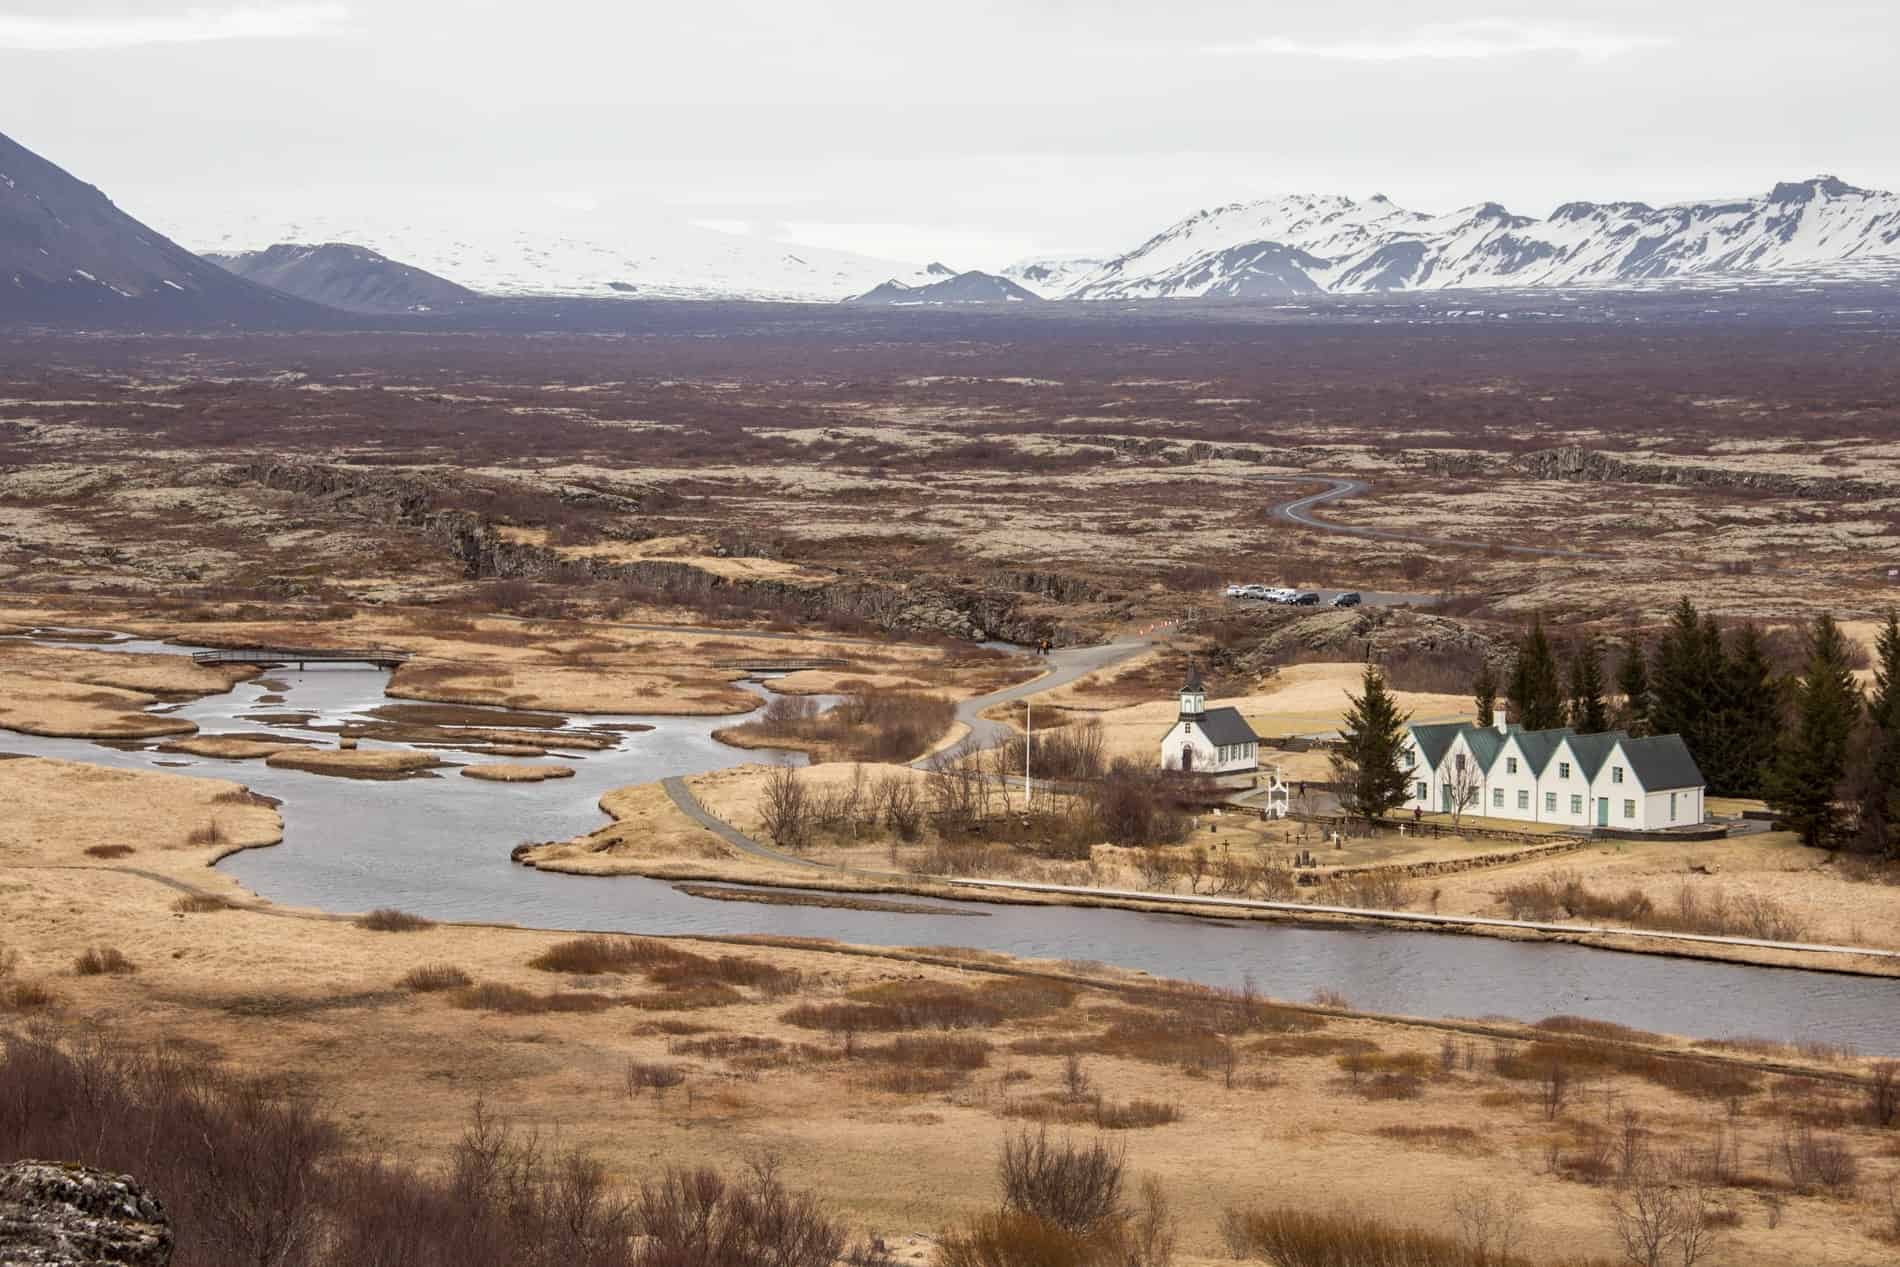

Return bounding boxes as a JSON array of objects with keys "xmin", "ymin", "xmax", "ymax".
[
  {"xmin": 938, "ymin": 1211, "xmax": 1102, "ymax": 1267},
  {"xmin": 1, "ymin": 982, "xmax": 58, "ymax": 1013},
  {"xmin": 1606, "ymin": 1159, "xmax": 1724, "ymax": 1267},
  {"xmin": 1867, "ymin": 1061, "xmax": 1899, "ymax": 1128},
  {"xmin": 625, "ymin": 1060, "xmax": 687, "ymax": 1100},
  {"xmin": 401, "ymin": 963, "xmax": 473, "ymax": 992},
  {"xmin": 878, "ymin": 772, "xmax": 924, "ymax": 841},
  {"xmin": 356, "ymin": 907, "xmax": 435, "ymax": 932},
  {"xmin": 1773, "ymin": 1123, "xmax": 1859, "ymax": 1195},
  {"xmin": 761, "ymin": 763, "xmax": 812, "ymax": 851},
  {"xmin": 172, "ymin": 893, "xmax": 233, "ymax": 913},
  {"xmin": 185, "ymin": 818, "xmax": 227, "ymax": 847},
  {"xmin": 634, "ymin": 1164, "xmax": 846, "ymax": 1267},
  {"xmin": 1085, "ymin": 760, "xmax": 1191, "ymax": 847},
  {"xmin": 998, "ymin": 1129, "xmax": 1125, "ymax": 1236},
  {"xmin": 1451, "ymin": 1187, "xmax": 1527, "ymax": 1267},
  {"xmin": 74, "ymin": 946, "xmax": 136, "ymax": 977}
]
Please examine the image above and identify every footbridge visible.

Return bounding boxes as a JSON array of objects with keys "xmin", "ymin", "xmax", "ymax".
[{"xmin": 190, "ymin": 647, "xmax": 412, "ymax": 670}]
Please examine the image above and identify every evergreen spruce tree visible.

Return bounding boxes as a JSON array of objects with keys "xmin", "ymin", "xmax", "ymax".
[
  {"xmin": 1331, "ymin": 664, "xmax": 1413, "ymax": 824},
  {"xmin": 1566, "ymin": 639, "xmax": 1609, "ymax": 734},
  {"xmin": 1615, "ymin": 629, "xmax": 1652, "ymax": 736},
  {"xmin": 1506, "ymin": 615, "xmax": 1566, "ymax": 731},
  {"xmin": 1715, "ymin": 623, "xmax": 1780, "ymax": 798},
  {"xmin": 1650, "ymin": 596, "xmax": 1727, "ymax": 778},
  {"xmin": 1763, "ymin": 613, "xmax": 1864, "ymax": 847},
  {"xmin": 1848, "ymin": 609, "xmax": 1900, "ymax": 856},
  {"xmin": 1472, "ymin": 658, "xmax": 1499, "ymax": 728}
]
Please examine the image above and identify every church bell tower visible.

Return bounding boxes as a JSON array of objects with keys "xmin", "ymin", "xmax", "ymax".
[{"xmin": 1178, "ymin": 660, "xmax": 1206, "ymax": 724}]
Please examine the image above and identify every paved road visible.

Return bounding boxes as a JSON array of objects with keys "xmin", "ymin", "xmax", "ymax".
[
  {"xmin": 1266, "ymin": 475, "xmax": 1616, "ymax": 561},
  {"xmin": 927, "ymin": 637, "xmax": 1154, "ymax": 758}
]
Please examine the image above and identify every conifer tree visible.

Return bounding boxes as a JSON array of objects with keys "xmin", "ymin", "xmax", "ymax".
[
  {"xmin": 1331, "ymin": 664, "xmax": 1413, "ymax": 824},
  {"xmin": 1650, "ymin": 597, "xmax": 1728, "ymax": 777},
  {"xmin": 1472, "ymin": 658, "xmax": 1499, "ymax": 728},
  {"xmin": 1566, "ymin": 639, "xmax": 1609, "ymax": 734},
  {"xmin": 1763, "ymin": 613, "xmax": 1864, "ymax": 847},
  {"xmin": 1847, "ymin": 609, "xmax": 1900, "ymax": 856},
  {"xmin": 1506, "ymin": 615, "xmax": 1566, "ymax": 731},
  {"xmin": 1615, "ymin": 629, "xmax": 1651, "ymax": 736},
  {"xmin": 1714, "ymin": 623, "xmax": 1780, "ymax": 798}
]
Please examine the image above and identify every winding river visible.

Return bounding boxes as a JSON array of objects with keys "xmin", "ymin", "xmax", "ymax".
[{"xmin": 6, "ymin": 634, "xmax": 1898, "ymax": 1053}]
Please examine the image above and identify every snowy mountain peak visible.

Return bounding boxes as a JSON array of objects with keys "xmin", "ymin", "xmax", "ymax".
[{"xmin": 1060, "ymin": 176, "xmax": 1900, "ymax": 300}]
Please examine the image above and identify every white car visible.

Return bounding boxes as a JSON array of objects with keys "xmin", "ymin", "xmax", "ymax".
[
  {"xmin": 1223, "ymin": 584, "xmax": 1250, "ymax": 598},
  {"xmin": 1263, "ymin": 587, "xmax": 1299, "ymax": 603}
]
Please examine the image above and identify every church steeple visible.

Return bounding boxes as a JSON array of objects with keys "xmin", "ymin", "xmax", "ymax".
[{"xmin": 1178, "ymin": 659, "xmax": 1206, "ymax": 721}]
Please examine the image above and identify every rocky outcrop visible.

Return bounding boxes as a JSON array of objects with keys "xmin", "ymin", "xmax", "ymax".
[
  {"xmin": 224, "ymin": 460, "xmax": 1094, "ymax": 645},
  {"xmin": 1218, "ymin": 606, "xmax": 1500, "ymax": 677},
  {"xmin": 0, "ymin": 1161, "xmax": 172, "ymax": 1266},
  {"xmin": 1514, "ymin": 446, "xmax": 1890, "ymax": 500}
]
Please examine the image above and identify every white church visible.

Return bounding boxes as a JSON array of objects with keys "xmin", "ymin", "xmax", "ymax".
[
  {"xmin": 1159, "ymin": 662, "xmax": 1262, "ymax": 782},
  {"xmin": 1399, "ymin": 711, "xmax": 1706, "ymax": 831}
]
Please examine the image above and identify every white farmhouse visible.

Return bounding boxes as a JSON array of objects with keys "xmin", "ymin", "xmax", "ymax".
[
  {"xmin": 1399, "ymin": 711, "xmax": 1706, "ymax": 831},
  {"xmin": 1159, "ymin": 663, "xmax": 1261, "ymax": 778}
]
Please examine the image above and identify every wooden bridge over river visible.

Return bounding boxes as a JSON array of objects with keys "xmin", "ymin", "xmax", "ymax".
[{"xmin": 191, "ymin": 647, "xmax": 413, "ymax": 670}]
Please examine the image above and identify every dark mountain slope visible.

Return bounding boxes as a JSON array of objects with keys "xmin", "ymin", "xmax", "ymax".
[
  {"xmin": 0, "ymin": 130, "xmax": 330, "ymax": 326},
  {"xmin": 208, "ymin": 242, "xmax": 480, "ymax": 313}
]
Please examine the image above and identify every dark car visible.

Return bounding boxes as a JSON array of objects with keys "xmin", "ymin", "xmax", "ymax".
[
  {"xmin": 1331, "ymin": 591, "xmax": 1362, "ymax": 608},
  {"xmin": 1291, "ymin": 591, "xmax": 1320, "ymax": 606}
]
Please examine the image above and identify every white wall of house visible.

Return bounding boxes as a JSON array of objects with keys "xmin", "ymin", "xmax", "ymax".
[
  {"xmin": 1589, "ymin": 752, "xmax": 1642, "ymax": 829},
  {"xmin": 1160, "ymin": 724, "xmax": 1257, "ymax": 775},
  {"xmin": 1398, "ymin": 728, "xmax": 1703, "ymax": 831}
]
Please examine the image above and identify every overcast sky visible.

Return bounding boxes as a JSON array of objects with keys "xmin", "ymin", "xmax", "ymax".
[{"xmin": 5, "ymin": 0, "xmax": 1897, "ymax": 266}]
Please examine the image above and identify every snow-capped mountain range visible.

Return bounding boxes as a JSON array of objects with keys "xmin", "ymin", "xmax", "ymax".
[
  {"xmin": 1051, "ymin": 177, "xmax": 1900, "ymax": 300},
  {"xmin": 148, "ymin": 201, "xmax": 948, "ymax": 303}
]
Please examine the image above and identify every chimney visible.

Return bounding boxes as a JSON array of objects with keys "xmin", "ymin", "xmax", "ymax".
[{"xmin": 1494, "ymin": 705, "xmax": 1509, "ymax": 735}]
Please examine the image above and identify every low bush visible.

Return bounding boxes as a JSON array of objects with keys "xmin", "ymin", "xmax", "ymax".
[
  {"xmin": 184, "ymin": 819, "xmax": 227, "ymax": 847},
  {"xmin": 172, "ymin": 894, "xmax": 232, "ymax": 914},
  {"xmin": 1, "ymin": 982, "xmax": 58, "ymax": 1013},
  {"xmin": 83, "ymin": 844, "xmax": 135, "ymax": 859},
  {"xmin": 528, "ymin": 935, "xmax": 683, "ymax": 974},
  {"xmin": 629, "ymin": 984, "xmax": 744, "ymax": 1011},
  {"xmin": 1374, "ymin": 1124, "xmax": 1484, "ymax": 1151},
  {"xmin": 637, "ymin": 1165, "xmax": 847, "ymax": 1267},
  {"xmin": 401, "ymin": 964, "xmax": 474, "ymax": 992},
  {"xmin": 356, "ymin": 908, "xmax": 435, "ymax": 932},
  {"xmin": 624, "ymin": 1061, "xmax": 686, "ymax": 1098},
  {"xmin": 1005, "ymin": 1096, "xmax": 1182, "ymax": 1131},
  {"xmin": 449, "ymin": 983, "xmax": 619, "ymax": 1014},
  {"xmin": 74, "ymin": 946, "xmax": 136, "ymax": 977},
  {"xmin": 1220, "ymin": 1205, "xmax": 1566, "ymax": 1267},
  {"xmin": 861, "ymin": 1034, "xmax": 992, "ymax": 1070}
]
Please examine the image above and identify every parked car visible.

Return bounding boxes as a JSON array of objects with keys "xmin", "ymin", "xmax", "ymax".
[
  {"xmin": 1223, "ymin": 584, "xmax": 1250, "ymax": 598},
  {"xmin": 1331, "ymin": 591, "xmax": 1362, "ymax": 608},
  {"xmin": 1291, "ymin": 591, "xmax": 1320, "ymax": 606},
  {"xmin": 1263, "ymin": 587, "xmax": 1298, "ymax": 603}
]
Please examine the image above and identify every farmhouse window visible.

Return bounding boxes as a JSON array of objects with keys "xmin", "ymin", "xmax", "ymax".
[
  {"xmin": 1506, "ymin": 757, "xmax": 1518, "ymax": 774},
  {"xmin": 1559, "ymin": 762, "xmax": 1571, "ymax": 779},
  {"xmin": 1623, "ymin": 799, "xmax": 1635, "ymax": 819},
  {"xmin": 1544, "ymin": 793, "xmax": 1556, "ymax": 813},
  {"xmin": 1612, "ymin": 766, "xmax": 1624, "ymax": 784},
  {"xmin": 1492, "ymin": 788, "xmax": 1503, "ymax": 808},
  {"xmin": 1416, "ymin": 781, "xmax": 1427, "ymax": 800},
  {"xmin": 1570, "ymin": 795, "xmax": 1583, "ymax": 814},
  {"xmin": 1517, "ymin": 790, "xmax": 1529, "ymax": 810}
]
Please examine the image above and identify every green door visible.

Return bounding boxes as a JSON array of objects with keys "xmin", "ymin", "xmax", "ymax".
[{"xmin": 1596, "ymin": 798, "xmax": 1609, "ymax": 827}]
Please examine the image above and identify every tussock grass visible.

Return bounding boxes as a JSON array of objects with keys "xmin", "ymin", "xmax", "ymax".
[
  {"xmin": 74, "ymin": 946, "xmax": 136, "ymax": 977},
  {"xmin": 1373, "ymin": 1124, "xmax": 1485, "ymax": 1151},
  {"xmin": 399, "ymin": 964, "xmax": 473, "ymax": 992},
  {"xmin": 448, "ymin": 983, "xmax": 618, "ymax": 1014},
  {"xmin": 172, "ymin": 894, "xmax": 232, "ymax": 914},
  {"xmin": 1004, "ymin": 1096, "xmax": 1182, "ymax": 1130},
  {"xmin": 629, "ymin": 983, "xmax": 744, "ymax": 1011},
  {"xmin": 356, "ymin": 908, "xmax": 435, "ymax": 932},
  {"xmin": 1, "ymin": 982, "xmax": 58, "ymax": 1013},
  {"xmin": 184, "ymin": 819, "xmax": 227, "ymax": 847},
  {"xmin": 1220, "ymin": 1205, "xmax": 1607, "ymax": 1267},
  {"xmin": 83, "ymin": 844, "xmax": 135, "ymax": 859}
]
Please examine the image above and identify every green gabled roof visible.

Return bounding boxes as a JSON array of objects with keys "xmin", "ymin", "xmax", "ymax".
[
  {"xmin": 1463, "ymin": 726, "xmax": 1508, "ymax": 774},
  {"xmin": 1410, "ymin": 722, "xmax": 1467, "ymax": 770},
  {"xmin": 1621, "ymin": 734, "xmax": 1705, "ymax": 791},
  {"xmin": 1563, "ymin": 731, "xmax": 1623, "ymax": 781},
  {"xmin": 1508, "ymin": 727, "xmax": 1575, "ymax": 776}
]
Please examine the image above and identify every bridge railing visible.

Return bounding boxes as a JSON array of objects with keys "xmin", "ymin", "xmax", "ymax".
[{"xmin": 190, "ymin": 647, "xmax": 413, "ymax": 666}]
